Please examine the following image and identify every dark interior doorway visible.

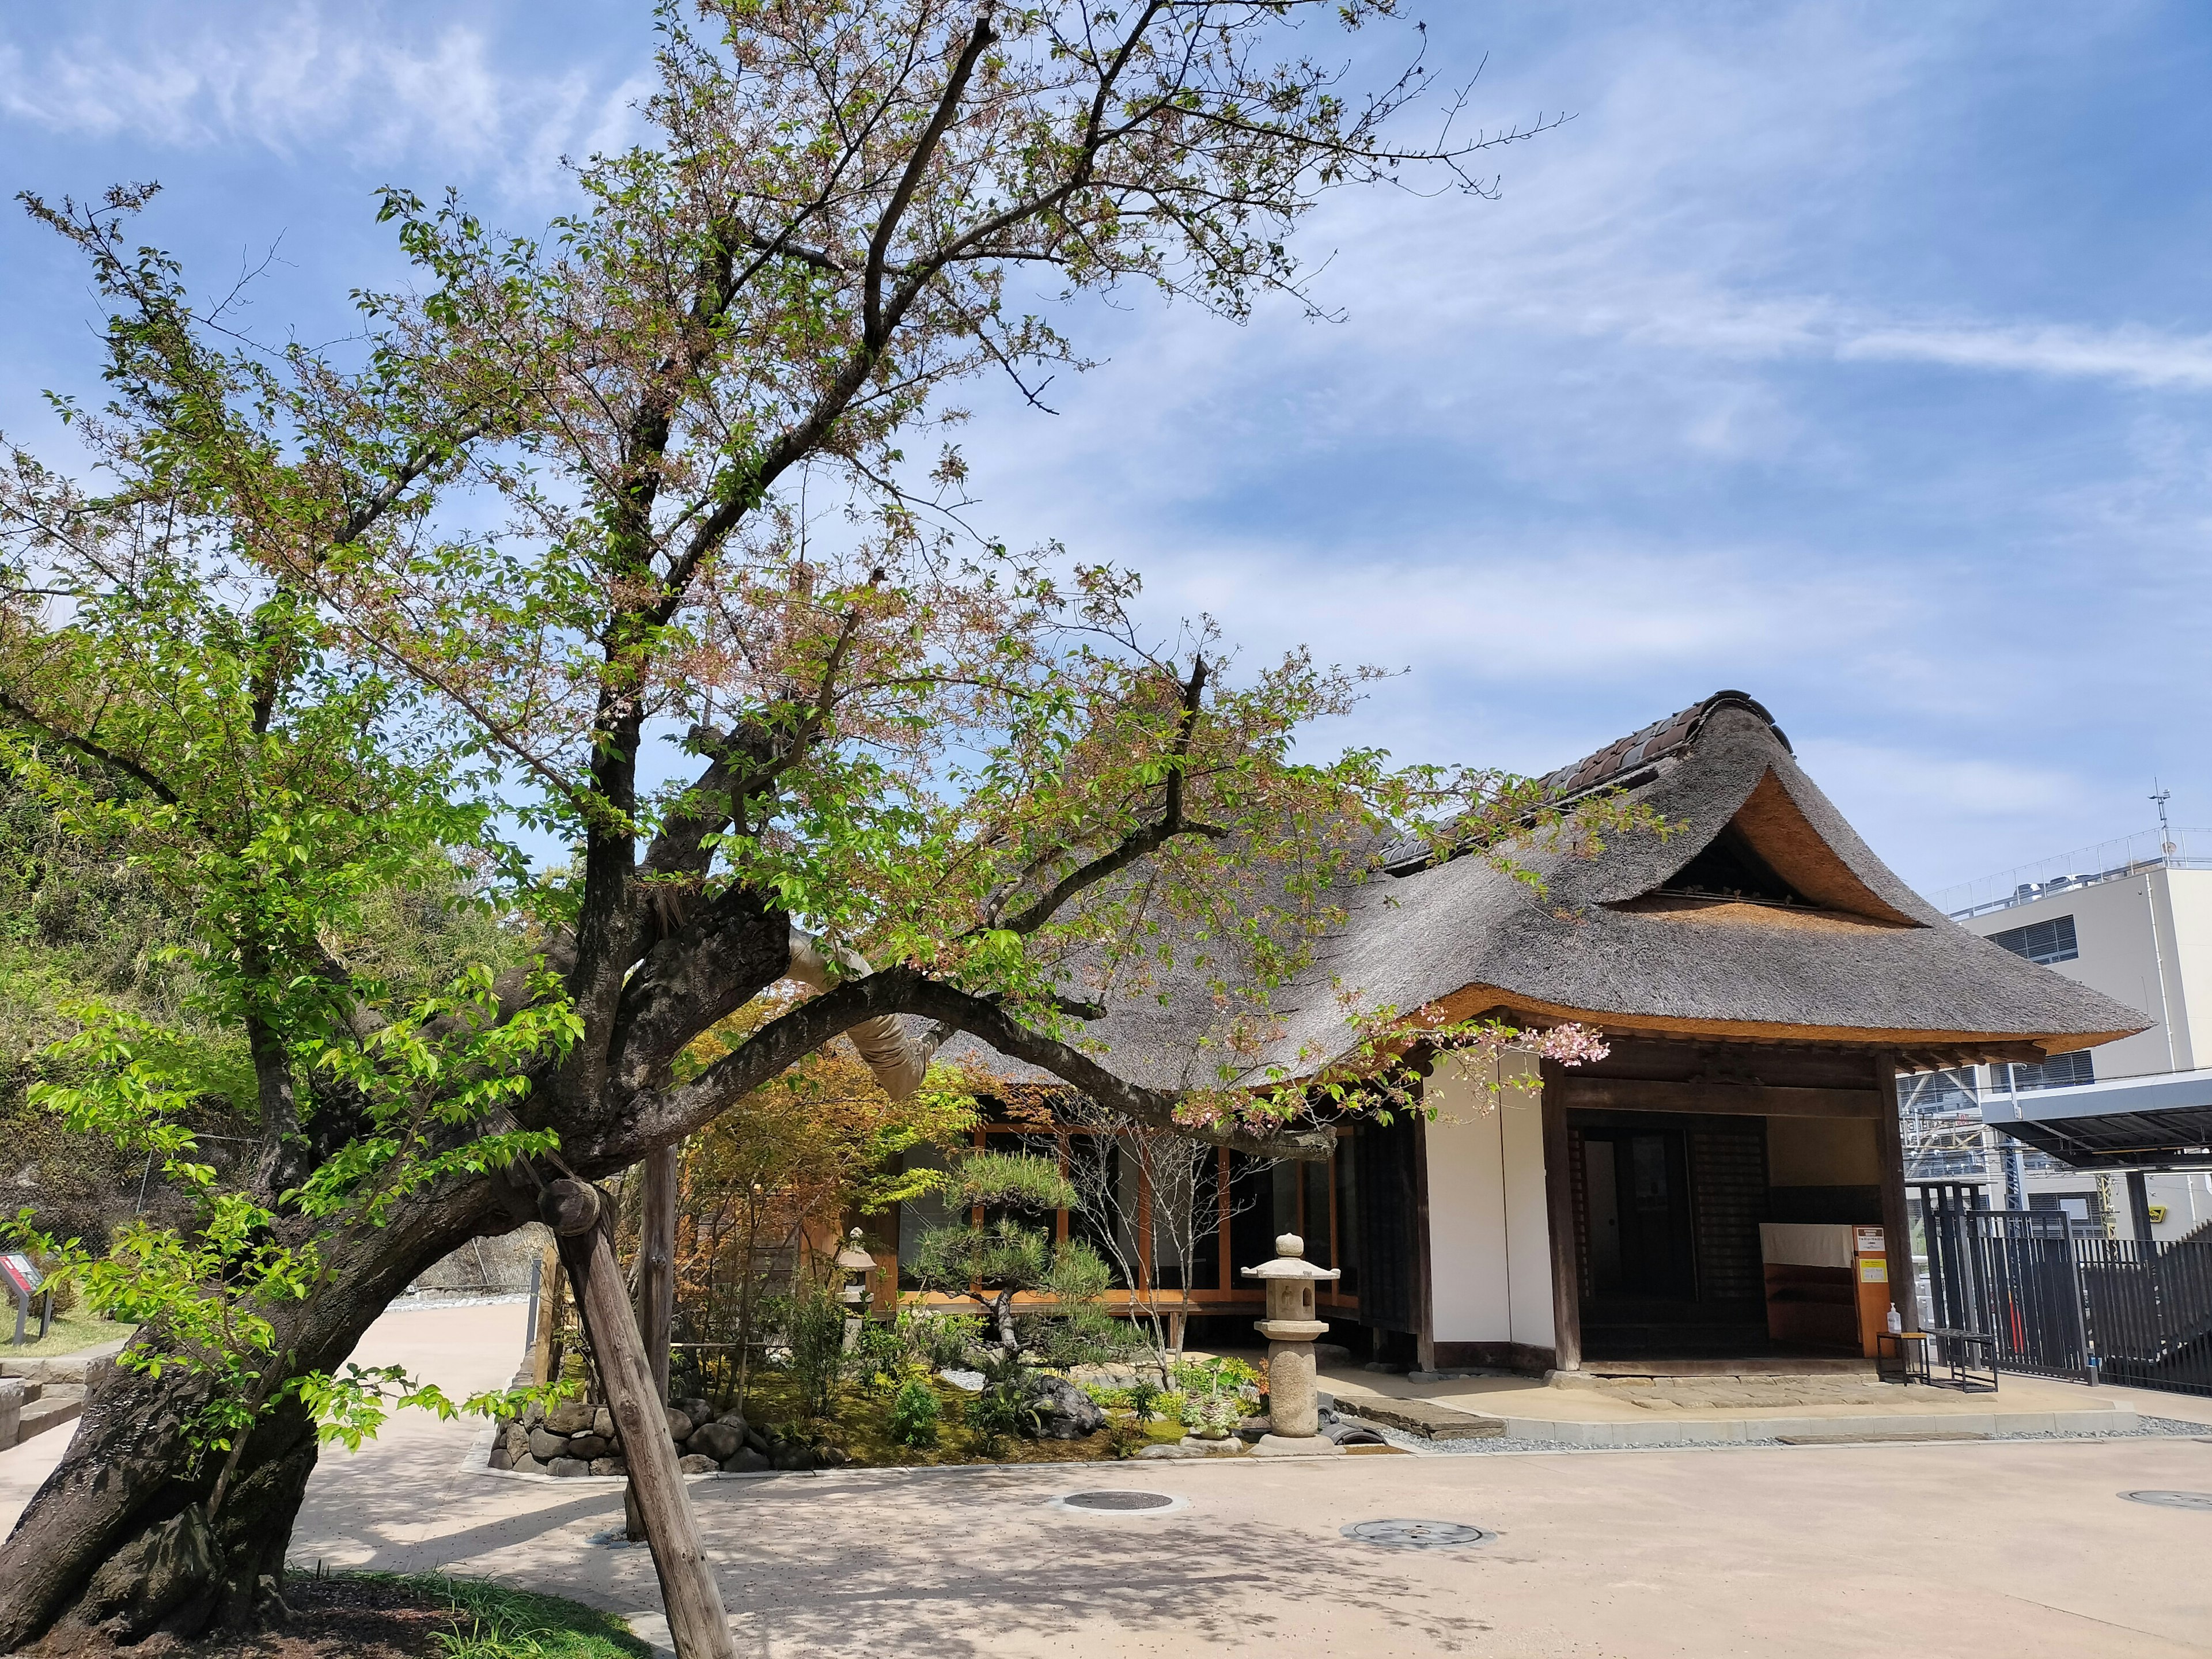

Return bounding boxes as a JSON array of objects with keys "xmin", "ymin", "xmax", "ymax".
[
  {"xmin": 1570, "ymin": 1109, "xmax": 1770, "ymax": 1359},
  {"xmin": 1584, "ymin": 1128, "xmax": 1696, "ymax": 1300}
]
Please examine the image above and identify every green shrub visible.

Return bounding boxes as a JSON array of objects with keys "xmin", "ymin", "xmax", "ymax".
[
  {"xmin": 913, "ymin": 1310, "xmax": 984, "ymax": 1371},
  {"xmin": 1171, "ymin": 1355, "xmax": 1259, "ymax": 1395},
  {"xmin": 1125, "ymin": 1378, "xmax": 1161, "ymax": 1424},
  {"xmin": 763, "ymin": 1279, "xmax": 848, "ymax": 1421},
  {"xmin": 888, "ymin": 1379, "xmax": 942, "ymax": 1448},
  {"xmin": 965, "ymin": 1350, "xmax": 1045, "ymax": 1452},
  {"xmin": 1179, "ymin": 1388, "xmax": 1243, "ymax": 1438}
]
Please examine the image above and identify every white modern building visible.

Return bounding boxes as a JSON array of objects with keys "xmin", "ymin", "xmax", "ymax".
[{"xmin": 1910, "ymin": 825, "xmax": 2212, "ymax": 1240}]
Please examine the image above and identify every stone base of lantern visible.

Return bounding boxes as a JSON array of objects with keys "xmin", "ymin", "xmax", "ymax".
[{"xmin": 1248, "ymin": 1433, "xmax": 1344, "ymax": 1457}]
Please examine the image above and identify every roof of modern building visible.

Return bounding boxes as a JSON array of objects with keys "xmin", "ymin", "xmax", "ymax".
[
  {"xmin": 941, "ymin": 692, "xmax": 2148, "ymax": 1094},
  {"xmin": 1984, "ymin": 1066, "xmax": 2212, "ymax": 1169}
]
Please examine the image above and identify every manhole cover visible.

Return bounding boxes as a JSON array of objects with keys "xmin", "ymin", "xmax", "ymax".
[
  {"xmin": 2121, "ymin": 1490, "xmax": 2212, "ymax": 1511},
  {"xmin": 1052, "ymin": 1490, "xmax": 1180, "ymax": 1513},
  {"xmin": 1342, "ymin": 1518, "xmax": 1495, "ymax": 1549}
]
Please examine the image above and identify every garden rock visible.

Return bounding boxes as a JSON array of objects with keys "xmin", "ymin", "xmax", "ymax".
[
  {"xmin": 487, "ymin": 1448, "xmax": 513, "ymax": 1471},
  {"xmin": 592, "ymin": 1407, "xmax": 616, "ymax": 1439},
  {"xmin": 1137, "ymin": 1442, "xmax": 1203, "ymax": 1460},
  {"xmin": 664, "ymin": 1408, "xmax": 695, "ymax": 1443},
  {"xmin": 511, "ymin": 1454, "xmax": 546, "ymax": 1475},
  {"xmin": 522, "ymin": 1400, "xmax": 547, "ymax": 1429},
  {"xmin": 547, "ymin": 1456, "xmax": 591, "ymax": 1478},
  {"xmin": 545, "ymin": 1401, "xmax": 596, "ymax": 1435},
  {"xmin": 566, "ymin": 1433, "xmax": 610, "ymax": 1461},
  {"xmin": 937, "ymin": 1368, "xmax": 985, "ymax": 1392},
  {"xmin": 714, "ymin": 1408, "xmax": 749, "ymax": 1435},
  {"xmin": 687, "ymin": 1422, "xmax": 743, "ymax": 1461},
  {"xmin": 678, "ymin": 1396, "xmax": 713, "ymax": 1424},
  {"xmin": 527, "ymin": 1427, "xmax": 569, "ymax": 1461},
  {"xmin": 589, "ymin": 1457, "xmax": 627, "ymax": 1476},
  {"xmin": 677, "ymin": 1454, "xmax": 719, "ymax": 1475},
  {"xmin": 771, "ymin": 1445, "xmax": 816, "ymax": 1471},
  {"xmin": 819, "ymin": 1446, "xmax": 850, "ymax": 1467},
  {"xmin": 1032, "ymin": 1373, "xmax": 1104, "ymax": 1440},
  {"xmin": 721, "ymin": 1448, "xmax": 770, "ymax": 1474},
  {"xmin": 743, "ymin": 1426, "xmax": 771, "ymax": 1454}
]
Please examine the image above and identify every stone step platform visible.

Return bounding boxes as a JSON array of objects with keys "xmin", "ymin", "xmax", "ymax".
[
  {"xmin": 1575, "ymin": 1357, "xmax": 1877, "ymax": 1378},
  {"xmin": 1329, "ymin": 1395, "xmax": 1506, "ymax": 1441}
]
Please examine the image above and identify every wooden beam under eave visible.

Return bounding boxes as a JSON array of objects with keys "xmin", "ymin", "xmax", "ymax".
[{"xmin": 1551, "ymin": 1076, "xmax": 1883, "ymax": 1118}]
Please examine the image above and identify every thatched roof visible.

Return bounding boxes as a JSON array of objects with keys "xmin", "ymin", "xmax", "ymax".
[{"xmin": 944, "ymin": 692, "xmax": 2146, "ymax": 1090}]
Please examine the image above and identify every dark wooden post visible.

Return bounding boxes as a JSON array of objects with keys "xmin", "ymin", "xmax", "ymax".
[
  {"xmin": 639, "ymin": 1144, "xmax": 680, "ymax": 1403},
  {"xmin": 543, "ymin": 1180, "xmax": 734, "ymax": 1659},
  {"xmin": 1540, "ymin": 1066, "xmax": 1582, "ymax": 1372},
  {"xmin": 1873, "ymin": 1052, "xmax": 1920, "ymax": 1331}
]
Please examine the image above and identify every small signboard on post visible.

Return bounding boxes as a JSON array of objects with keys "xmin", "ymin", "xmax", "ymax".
[{"xmin": 2, "ymin": 1253, "xmax": 47, "ymax": 1346}]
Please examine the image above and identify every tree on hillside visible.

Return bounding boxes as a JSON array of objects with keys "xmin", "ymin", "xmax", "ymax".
[{"xmin": 0, "ymin": 3, "xmax": 1614, "ymax": 1652}]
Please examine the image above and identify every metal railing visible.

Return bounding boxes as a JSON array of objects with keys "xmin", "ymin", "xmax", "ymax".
[
  {"xmin": 1922, "ymin": 1192, "xmax": 2212, "ymax": 1397},
  {"xmin": 1928, "ymin": 827, "xmax": 2212, "ymax": 921}
]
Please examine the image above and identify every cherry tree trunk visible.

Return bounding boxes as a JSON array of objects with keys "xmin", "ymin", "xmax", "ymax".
[{"xmin": 0, "ymin": 1196, "xmax": 506, "ymax": 1651}]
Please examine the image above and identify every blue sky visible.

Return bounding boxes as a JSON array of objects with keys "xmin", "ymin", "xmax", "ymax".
[{"xmin": 3, "ymin": 1, "xmax": 2208, "ymax": 900}]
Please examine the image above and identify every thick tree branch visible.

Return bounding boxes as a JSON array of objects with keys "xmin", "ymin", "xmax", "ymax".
[
  {"xmin": 988, "ymin": 656, "xmax": 1224, "ymax": 936},
  {"xmin": 0, "ymin": 688, "xmax": 180, "ymax": 805},
  {"xmin": 571, "ymin": 965, "xmax": 1329, "ymax": 1166}
]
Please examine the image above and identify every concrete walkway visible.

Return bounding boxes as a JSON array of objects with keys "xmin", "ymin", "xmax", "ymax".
[
  {"xmin": 282, "ymin": 1307, "xmax": 2212, "ymax": 1657},
  {"xmin": 1315, "ymin": 1356, "xmax": 2188, "ymax": 1444},
  {"xmin": 4, "ymin": 1308, "xmax": 2206, "ymax": 1653}
]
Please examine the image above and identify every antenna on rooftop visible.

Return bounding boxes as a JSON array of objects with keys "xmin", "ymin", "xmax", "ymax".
[{"xmin": 2152, "ymin": 780, "xmax": 2176, "ymax": 858}]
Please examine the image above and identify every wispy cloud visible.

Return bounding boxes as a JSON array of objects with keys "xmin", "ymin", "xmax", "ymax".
[
  {"xmin": 1839, "ymin": 322, "xmax": 2212, "ymax": 389},
  {"xmin": 0, "ymin": 3, "xmax": 650, "ymax": 197}
]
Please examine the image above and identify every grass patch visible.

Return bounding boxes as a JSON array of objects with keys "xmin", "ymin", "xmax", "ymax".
[
  {"xmin": 295, "ymin": 1572, "xmax": 649, "ymax": 1659},
  {"xmin": 0, "ymin": 1310, "xmax": 132, "ymax": 1358}
]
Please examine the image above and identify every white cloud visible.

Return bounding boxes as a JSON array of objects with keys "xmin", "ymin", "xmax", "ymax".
[
  {"xmin": 0, "ymin": 4, "xmax": 649, "ymax": 198},
  {"xmin": 1839, "ymin": 323, "xmax": 2212, "ymax": 390}
]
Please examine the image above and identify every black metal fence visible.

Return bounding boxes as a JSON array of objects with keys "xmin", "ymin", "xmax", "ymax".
[{"xmin": 1923, "ymin": 1191, "xmax": 2212, "ymax": 1397}]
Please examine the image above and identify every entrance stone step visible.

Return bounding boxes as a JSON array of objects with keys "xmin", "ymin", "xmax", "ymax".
[
  {"xmin": 1576, "ymin": 1357, "xmax": 1876, "ymax": 1378},
  {"xmin": 1331, "ymin": 1395, "xmax": 1505, "ymax": 1441}
]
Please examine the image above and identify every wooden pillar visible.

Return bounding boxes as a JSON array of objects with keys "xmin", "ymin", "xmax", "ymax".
[
  {"xmin": 1413, "ymin": 1111, "xmax": 1435, "ymax": 1372},
  {"xmin": 546, "ymin": 1180, "xmax": 734, "ymax": 1659},
  {"xmin": 1540, "ymin": 1066, "xmax": 1582, "ymax": 1372},
  {"xmin": 1873, "ymin": 1052, "xmax": 1920, "ymax": 1330},
  {"xmin": 639, "ymin": 1143, "xmax": 680, "ymax": 1404}
]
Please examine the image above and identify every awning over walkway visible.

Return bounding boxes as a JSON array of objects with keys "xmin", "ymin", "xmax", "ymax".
[{"xmin": 1983, "ymin": 1066, "xmax": 2212, "ymax": 1170}]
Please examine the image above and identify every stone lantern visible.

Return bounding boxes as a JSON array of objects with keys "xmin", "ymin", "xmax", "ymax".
[
  {"xmin": 835, "ymin": 1228, "xmax": 877, "ymax": 1351},
  {"xmin": 1241, "ymin": 1234, "xmax": 1342, "ymax": 1453}
]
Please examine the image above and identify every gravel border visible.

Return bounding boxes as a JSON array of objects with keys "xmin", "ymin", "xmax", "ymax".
[{"xmin": 1352, "ymin": 1412, "xmax": 2212, "ymax": 1456}]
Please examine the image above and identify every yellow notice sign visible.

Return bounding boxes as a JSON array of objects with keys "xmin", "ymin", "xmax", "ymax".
[{"xmin": 1859, "ymin": 1260, "xmax": 1888, "ymax": 1283}]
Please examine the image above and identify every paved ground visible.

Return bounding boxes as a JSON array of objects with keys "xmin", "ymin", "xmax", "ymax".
[{"xmin": 5, "ymin": 1308, "xmax": 2210, "ymax": 1654}]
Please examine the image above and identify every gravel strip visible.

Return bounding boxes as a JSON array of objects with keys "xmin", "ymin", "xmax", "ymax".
[{"xmin": 1354, "ymin": 1413, "xmax": 2209, "ymax": 1456}]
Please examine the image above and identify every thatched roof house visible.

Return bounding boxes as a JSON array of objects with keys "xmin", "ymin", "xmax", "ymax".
[{"xmin": 906, "ymin": 692, "xmax": 2141, "ymax": 1373}]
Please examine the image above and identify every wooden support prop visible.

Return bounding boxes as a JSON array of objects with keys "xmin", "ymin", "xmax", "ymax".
[
  {"xmin": 542, "ymin": 1179, "xmax": 734, "ymax": 1659},
  {"xmin": 529, "ymin": 1241, "xmax": 563, "ymax": 1388},
  {"xmin": 640, "ymin": 1145, "xmax": 679, "ymax": 1404}
]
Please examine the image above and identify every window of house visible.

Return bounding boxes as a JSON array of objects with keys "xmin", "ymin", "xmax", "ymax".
[{"xmin": 1986, "ymin": 914, "xmax": 2078, "ymax": 965}]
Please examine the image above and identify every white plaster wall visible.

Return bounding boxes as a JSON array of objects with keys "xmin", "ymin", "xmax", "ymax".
[
  {"xmin": 1422, "ymin": 1054, "xmax": 1554, "ymax": 1349},
  {"xmin": 1499, "ymin": 1058, "xmax": 1555, "ymax": 1349}
]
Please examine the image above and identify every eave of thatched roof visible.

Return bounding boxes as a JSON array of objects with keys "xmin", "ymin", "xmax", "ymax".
[{"xmin": 940, "ymin": 694, "xmax": 2148, "ymax": 1093}]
